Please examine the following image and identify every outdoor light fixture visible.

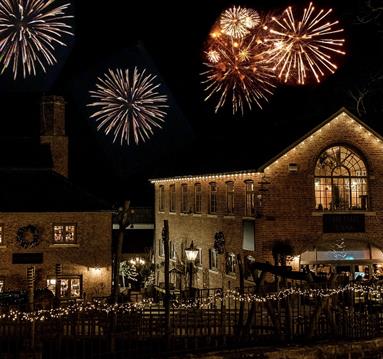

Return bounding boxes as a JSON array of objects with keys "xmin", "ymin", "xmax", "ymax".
[
  {"xmin": 185, "ymin": 241, "xmax": 199, "ymax": 262},
  {"xmin": 185, "ymin": 241, "xmax": 199, "ymax": 297}
]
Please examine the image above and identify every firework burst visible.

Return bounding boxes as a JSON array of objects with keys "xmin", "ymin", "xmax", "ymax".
[
  {"xmin": 202, "ymin": 31, "xmax": 276, "ymax": 114},
  {"xmin": 266, "ymin": 2, "xmax": 345, "ymax": 84},
  {"xmin": 220, "ymin": 6, "xmax": 260, "ymax": 39},
  {"xmin": 0, "ymin": 0, "xmax": 73, "ymax": 79},
  {"xmin": 88, "ymin": 67, "xmax": 168, "ymax": 146}
]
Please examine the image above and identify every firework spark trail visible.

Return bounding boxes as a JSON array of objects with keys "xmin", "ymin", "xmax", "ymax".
[
  {"xmin": 220, "ymin": 6, "xmax": 260, "ymax": 39},
  {"xmin": 88, "ymin": 67, "xmax": 168, "ymax": 146},
  {"xmin": 266, "ymin": 2, "xmax": 345, "ymax": 84},
  {"xmin": 202, "ymin": 32, "xmax": 276, "ymax": 115},
  {"xmin": 0, "ymin": 0, "xmax": 73, "ymax": 79}
]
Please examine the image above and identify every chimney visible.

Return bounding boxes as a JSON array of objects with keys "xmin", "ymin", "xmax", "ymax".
[{"xmin": 40, "ymin": 96, "xmax": 68, "ymax": 177}]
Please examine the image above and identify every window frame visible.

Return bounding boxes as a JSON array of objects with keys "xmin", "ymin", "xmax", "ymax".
[
  {"xmin": 169, "ymin": 184, "xmax": 176, "ymax": 213},
  {"xmin": 53, "ymin": 224, "xmax": 77, "ymax": 244},
  {"xmin": 0, "ymin": 224, "xmax": 4, "ymax": 245},
  {"xmin": 47, "ymin": 274, "xmax": 82, "ymax": 299},
  {"xmin": 159, "ymin": 238, "xmax": 165, "ymax": 257},
  {"xmin": 245, "ymin": 180, "xmax": 255, "ymax": 216},
  {"xmin": 226, "ymin": 252, "xmax": 236, "ymax": 275},
  {"xmin": 209, "ymin": 248, "xmax": 218, "ymax": 271},
  {"xmin": 194, "ymin": 183, "xmax": 202, "ymax": 213},
  {"xmin": 314, "ymin": 145, "xmax": 368, "ymax": 211},
  {"xmin": 195, "ymin": 247, "xmax": 203, "ymax": 267},
  {"xmin": 226, "ymin": 181, "xmax": 235, "ymax": 214},
  {"xmin": 208, "ymin": 182, "xmax": 217, "ymax": 214},
  {"xmin": 181, "ymin": 183, "xmax": 188, "ymax": 213},
  {"xmin": 159, "ymin": 185, "xmax": 165, "ymax": 212}
]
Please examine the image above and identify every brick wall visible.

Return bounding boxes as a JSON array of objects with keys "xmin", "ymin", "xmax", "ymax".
[
  {"xmin": 153, "ymin": 112, "xmax": 383, "ymax": 289},
  {"xmin": 0, "ymin": 212, "xmax": 112, "ymax": 299}
]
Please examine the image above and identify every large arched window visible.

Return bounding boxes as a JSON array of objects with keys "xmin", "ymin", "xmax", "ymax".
[{"xmin": 314, "ymin": 145, "xmax": 368, "ymax": 211}]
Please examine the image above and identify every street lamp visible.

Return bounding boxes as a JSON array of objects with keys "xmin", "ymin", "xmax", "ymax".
[{"xmin": 185, "ymin": 241, "xmax": 199, "ymax": 295}]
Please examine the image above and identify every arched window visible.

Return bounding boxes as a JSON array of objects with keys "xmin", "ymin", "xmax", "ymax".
[{"xmin": 314, "ymin": 145, "xmax": 368, "ymax": 211}]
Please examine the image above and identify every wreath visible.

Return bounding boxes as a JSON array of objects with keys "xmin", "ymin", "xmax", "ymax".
[{"xmin": 17, "ymin": 225, "xmax": 40, "ymax": 249}]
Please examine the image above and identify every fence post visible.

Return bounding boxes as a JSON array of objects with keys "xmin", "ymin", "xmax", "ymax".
[{"xmin": 162, "ymin": 220, "xmax": 171, "ymax": 351}]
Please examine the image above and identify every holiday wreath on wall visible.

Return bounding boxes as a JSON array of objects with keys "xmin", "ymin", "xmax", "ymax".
[{"xmin": 16, "ymin": 225, "xmax": 40, "ymax": 249}]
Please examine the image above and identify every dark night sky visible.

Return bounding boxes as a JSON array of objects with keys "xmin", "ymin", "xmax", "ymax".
[{"xmin": 0, "ymin": 0, "xmax": 382, "ymax": 206}]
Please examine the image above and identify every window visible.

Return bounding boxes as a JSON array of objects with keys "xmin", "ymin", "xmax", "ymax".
[
  {"xmin": 194, "ymin": 183, "xmax": 202, "ymax": 213},
  {"xmin": 53, "ymin": 224, "xmax": 76, "ymax": 243},
  {"xmin": 0, "ymin": 225, "xmax": 3, "ymax": 245},
  {"xmin": 170, "ymin": 240, "xmax": 176, "ymax": 260},
  {"xmin": 159, "ymin": 238, "xmax": 165, "ymax": 257},
  {"xmin": 242, "ymin": 220, "xmax": 255, "ymax": 250},
  {"xmin": 209, "ymin": 248, "xmax": 218, "ymax": 270},
  {"xmin": 226, "ymin": 252, "xmax": 236, "ymax": 274},
  {"xmin": 244, "ymin": 255, "xmax": 256, "ymax": 280},
  {"xmin": 169, "ymin": 184, "xmax": 176, "ymax": 212},
  {"xmin": 159, "ymin": 185, "xmax": 165, "ymax": 212},
  {"xmin": 195, "ymin": 247, "xmax": 202, "ymax": 267},
  {"xmin": 209, "ymin": 182, "xmax": 217, "ymax": 214},
  {"xmin": 245, "ymin": 180, "xmax": 255, "ymax": 216},
  {"xmin": 315, "ymin": 146, "xmax": 368, "ymax": 211},
  {"xmin": 226, "ymin": 181, "xmax": 234, "ymax": 214},
  {"xmin": 181, "ymin": 184, "xmax": 188, "ymax": 213},
  {"xmin": 0, "ymin": 280, "xmax": 3, "ymax": 293},
  {"xmin": 47, "ymin": 275, "xmax": 82, "ymax": 298}
]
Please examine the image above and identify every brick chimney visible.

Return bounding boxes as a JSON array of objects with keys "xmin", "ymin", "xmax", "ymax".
[{"xmin": 40, "ymin": 96, "xmax": 68, "ymax": 177}]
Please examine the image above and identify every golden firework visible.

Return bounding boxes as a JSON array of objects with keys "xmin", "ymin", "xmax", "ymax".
[
  {"xmin": 220, "ymin": 6, "xmax": 260, "ymax": 39},
  {"xmin": 266, "ymin": 2, "xmax": 345, "ymax": 84}
]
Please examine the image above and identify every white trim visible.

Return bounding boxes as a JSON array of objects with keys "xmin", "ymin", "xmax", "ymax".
[
  {"xmin": 312, "ymin": 211, "xmax": 376, "ymax": 217},
  {"xmin": 49, "ymin": 244, "xmax": 80, "ymax": 248}
]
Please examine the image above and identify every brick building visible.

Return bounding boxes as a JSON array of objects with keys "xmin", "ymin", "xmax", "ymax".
[
  {"xmin": 151, "ymin": 108, "xmax": 383, "ymax": 290},
  {"xmin": 0, "ymin": 96, "xmax": 112, "ymax": 300}
]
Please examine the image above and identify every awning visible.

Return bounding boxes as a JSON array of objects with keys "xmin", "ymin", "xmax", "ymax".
[{"xmin": 300, "ymin": 239, "xmax": 383, "ymax": 264}]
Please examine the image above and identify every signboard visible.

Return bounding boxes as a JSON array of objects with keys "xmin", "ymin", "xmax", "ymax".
[
  {"xmin": 12, "ymin": 253, "xmax": 43, "ymax": 264},
  {"xmin": 323, "ymin": 214, "xmax": 365, "ymax": 233}
]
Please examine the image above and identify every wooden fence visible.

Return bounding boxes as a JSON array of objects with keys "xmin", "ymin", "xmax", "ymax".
[{"xmin": 1, "ymin": 286, "xmax": 383, "ymax": 358}]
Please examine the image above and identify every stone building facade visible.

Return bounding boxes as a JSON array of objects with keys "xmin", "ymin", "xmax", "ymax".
[
  {"xmin": 151, "ymin": 109, "xmax": 383, "ymax": 290},
  {"xmin": 0, "ymin": 96, "xmax": 112, "ymax": 300}
]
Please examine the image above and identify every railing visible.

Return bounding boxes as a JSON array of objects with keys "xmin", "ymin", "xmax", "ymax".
[{"xmin": 1, "ymin": 285, "xmax": 383, "ymax": 358}]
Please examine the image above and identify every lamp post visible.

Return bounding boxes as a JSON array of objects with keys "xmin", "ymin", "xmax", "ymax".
[{"xmin": 185, "ymin": 241, "xmax": 199, "ymax": 296}]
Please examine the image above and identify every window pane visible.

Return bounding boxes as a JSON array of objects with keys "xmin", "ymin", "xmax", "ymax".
[
  {"xmin": 194, "ymin": 184, "xmax": 201, "ymax": 213},
  {"xmin": 71, "ymin": 278, "xmax": 81, "ymax": 297},
  {"xmin": 181, "ymin": 184, "xmax": 188, "ymax": 213},
  {"xmin": 226, "ymin": 182, "xmax": 234, "ymax": 214},
  {"xmin": 47, "ymin": 279, "xmax": 56, "ymax": 295},
  {"xmin": 209, "ymin": 183, "xmax": 217, "ymax": 214},
  {"xmin": 170, "ymin": 185, "xmax": 176, "ymax": 212},
  {"xmin": 0, "ymin": 225, "xmax": 3, "ymax": 245},
  {"xmin": 60, "ymin": 279, "xmax": 69, "ymax": 297},
  {"xmin": 65, "ymin": 225, "xmax": 76, "ymax": 242},
  {"xmin": 0, "ymin": 280, "xmax": 3, "ymax": 293},
  {"xmin": 54, "ymin": 226, "xmax": 64, "ymax": 242},
  {"xmin": 315, "ymin": 146, "xmax": 368, "ymax": 211},
  {"xmin": 242, "ymin": 220, "xmax": 255, "ymax": 250},
  {"xmin": 159, "ymin": 186, "xmax": 165, "ymax": 212}
]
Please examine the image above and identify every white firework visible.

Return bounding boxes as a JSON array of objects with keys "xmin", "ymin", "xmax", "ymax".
[
  {"xmin": 0, "ymin": 0, "xmax": 73, "ymax": 79},
  {"xmin": 88, "ymin": 67, "xmax": 169, "ymax": 146}
]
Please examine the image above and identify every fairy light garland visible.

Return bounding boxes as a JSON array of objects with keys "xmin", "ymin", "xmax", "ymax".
[{"xmin": 0, "ymin": 285, "xmax": 381, "ymax": 322}]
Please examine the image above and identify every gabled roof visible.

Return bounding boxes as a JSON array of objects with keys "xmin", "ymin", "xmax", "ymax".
[
  {"xmin": 150, "ymin": 108, "xmax": 381, "ymax": 183},
  {"xmin": 257, "ymin": 107, "xmax": 383, "ymax": 171},
  {"xmin": 0, "ymin": 169, "xmax": 111, "ymax": 212}
]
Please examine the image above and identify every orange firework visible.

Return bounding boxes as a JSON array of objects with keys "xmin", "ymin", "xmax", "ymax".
[
  {"xmin": 202, "ymin": 28, "xmax": 276, "ymax": 114},
  {"xmin": 266, "ymin": 2, "xmax": 345, "ymax": 84}
]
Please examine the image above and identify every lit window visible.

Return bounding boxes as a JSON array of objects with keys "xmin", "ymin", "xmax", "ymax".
[
  {"xmin": 159, "ymin": 185, "xmax": 165, "ymax": 212},
  {"xmin": 226, "ymin": 181, "xmax": 234, "ymax": 214},
  {"xmin": 315, "ymin": 146, "xmax": 368, "ymax": 211},
  {"xmin": 244, "ymin": 255, "xmax": 256, "ymax": 280},
  {"xmin": 194, "ymin": 183, "xmax": 202, "ymax": 213},
  {"xmin": 47, "ymin": 276, "xmax": 82, "ymax": 298},
  {"xmin": 169, "ymin": 184, "xmax": 176, "ymax": 212},
  {"xmin": 245, "ymin": 180, "xmax": 255, "ymax": 216},
  {"xmin": 0, "ymin": 280, "xmax": 4, "ymax": 293},
  {"xmin": 181, "ymin": 184, "xmax": 188, "ymax": 213},
  {"xmin": 209, "ymin": 248, "xmax": 218, "ymax": 271},
  {"xmin": 53, "ymin": 224, "xmax": 76, "ymax": 243},
  {"xmin": 0, "ymin": 225, "xmax": 3, "ymax": 245},
  {"xmin": 209, "ymin": 182, "xmax": 217, "ymax": 214},
  {"xmin": 226, "ymin": 252, "xmax": 236, "ymax": 274}
]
